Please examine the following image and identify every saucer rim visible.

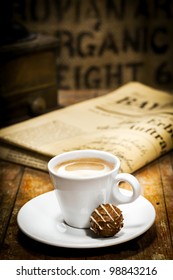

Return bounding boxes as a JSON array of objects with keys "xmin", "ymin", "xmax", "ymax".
[{"xmin": 17, "ymin": 190, "xmax": 156, "ymax": 249}]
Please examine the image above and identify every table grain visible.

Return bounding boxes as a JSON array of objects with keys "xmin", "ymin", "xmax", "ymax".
[{"xmin": 0, "ymin": 151, "xmax": 173, "ymax": 260}]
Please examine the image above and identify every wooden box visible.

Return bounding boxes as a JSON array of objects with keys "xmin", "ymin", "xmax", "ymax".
[{"xmin": 0, "ymin": 34, "xmax": 58, "ymax": 127}]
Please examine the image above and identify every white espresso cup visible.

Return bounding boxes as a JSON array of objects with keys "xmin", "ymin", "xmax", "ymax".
[{"xmin": 48, "ymin": 150, "xmax": 141, "ymax": 229}]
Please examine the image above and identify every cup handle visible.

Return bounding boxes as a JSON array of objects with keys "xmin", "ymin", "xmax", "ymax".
[{"xmin": 111, "ymin": 173, "xmax": 141, "ymax": 204}]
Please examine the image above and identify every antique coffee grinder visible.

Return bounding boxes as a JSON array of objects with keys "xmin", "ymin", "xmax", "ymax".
[{"xmin": 0, "ymin": 1, "xmax": 58, "ymax": 127}]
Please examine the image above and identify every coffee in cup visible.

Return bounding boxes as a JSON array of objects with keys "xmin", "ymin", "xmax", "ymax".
[{"xmin": 54, "ymin": 157, "xmax": 114, "ymax": 178}]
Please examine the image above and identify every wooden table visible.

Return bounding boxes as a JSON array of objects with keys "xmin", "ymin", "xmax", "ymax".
[{"xmin": 0, "ymin": 150, "xmax": 172, "ymax": 260}]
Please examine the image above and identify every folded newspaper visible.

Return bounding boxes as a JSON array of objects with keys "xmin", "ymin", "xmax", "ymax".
[{"xmin": 0, "ymin": 82, "xmax": 172, "ymax": 173}]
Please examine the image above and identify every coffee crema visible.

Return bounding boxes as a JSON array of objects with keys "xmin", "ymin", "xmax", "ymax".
[{"xmin": 54, "ymin": 157, "xmax": 114, "ymax": 178}]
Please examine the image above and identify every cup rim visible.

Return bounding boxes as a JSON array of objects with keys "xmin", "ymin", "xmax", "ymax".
[{"xmin": 48, "ymin": 149, "xmax": 120, "ymax": 180}]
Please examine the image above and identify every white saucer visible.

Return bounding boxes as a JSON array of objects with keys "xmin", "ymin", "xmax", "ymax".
[{"xmin": 17, "ymin": 190, "xmax": 156, "ymax": 249}]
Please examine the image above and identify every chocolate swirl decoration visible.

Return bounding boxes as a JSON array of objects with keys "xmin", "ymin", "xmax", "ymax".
[{"xmin": 90, "ymin": 204, "xmax": 124, "ymax": 237}]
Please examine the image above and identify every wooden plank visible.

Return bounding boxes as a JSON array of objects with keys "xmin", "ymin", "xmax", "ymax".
[
  {"xmin": 0, "ymin": 167, "xmax": 86, "ymax": 259},
  {"xmin": 0, "ymin": 167, "xmax": 52, "ymax": 259},
  {"xmin": 158, "ymin": 151, "xmax": 173, "ymax": 244},
  {"xmin": 0, "ymin": 161, "xmax": 23, "ymax": 248},
  {"xmin": 134, "ymin": 156, "xmax": 173, "ymax": 260},
  {"xmin": 131, "ymin": 156, "xmax": 173, "ymax": 260}
]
